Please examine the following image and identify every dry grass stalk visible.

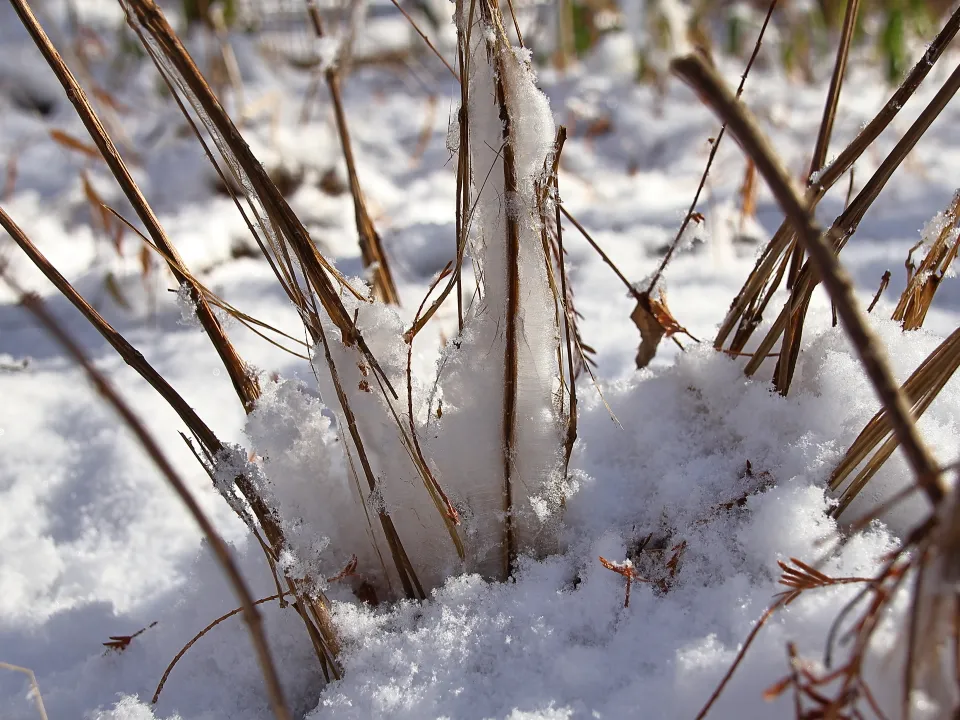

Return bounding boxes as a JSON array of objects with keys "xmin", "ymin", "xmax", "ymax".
[
  {"xmin": 0, "ymin": 662, "xmax": 48, "ymax": 720},
  {"xmin": 715, "ymin": 5, "xmax": 960, "ymax": 355},
  {"xmin": 785, "ymin": 0, "xmax": 861, "ymax": 289},
  {"xmin": 10, "ymin": 0, "xmax": 348, "ymax": 670},
  {"xmin": 671, "ymin": 52, "xmax": 943, "ymax": 506},
  {"xmin": 551, "ymin": 128, "xmax": 579, "ymax": 473},
  {"xmin": 738, "ymin": 159, "xmax": 757, "ymax": 231},
  {"xmin": 10, "ymin": 0, "xmax": 262, "ymax": 414},
  {"xmin": 829, "ymin": 327, "xmax": 960, "ymax": 519},
  {"xmin": 153, "ymin": 592, "xmax": 291, "ymax": 705},
  {"xmin": 119, "ymin": 0, "xmax": 368, "ymax": 352},
  {"xmin": 473, "ymin": 0, "xmax": 525, "ymax": 577},
  {"xmin": 695, "ymin": 558, "xmax": 877, "ymax": 720},
  {"xmin": 867, "ymin": 270, "xmax": 891, "ymax": 314},
  {"xmin": 743, "ymin": 60, "xmax": 960, "ymax": 392},
  {"xmin": 646, "ymin": 0, "xmax": 778, "ymax": 295},
  {"xmin": 0, "ymin": 205, "xmax": 343, "ymax": 675},
  {"xmin": 0, "ymin": 274, "xmax": 292, "ymax": 720},
  {"xmin": 892, "ymin": 190, "xmax": 960, "ymax": 330},
  {"xmin": 304, "ymin": 1, "xmax": 400, "ymax": 305},
  {"xmin": 126, "ymin": 0, "xmax": 461, "ymax": 602},
  {"xmin": 386, "ymin": 0, "xmax": 459, "ymax": 81},
  {"xmin": 599, "ymin": 556, "xmax": 648, "ymax": 608}
]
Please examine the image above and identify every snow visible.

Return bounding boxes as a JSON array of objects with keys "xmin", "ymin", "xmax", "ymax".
[{"xmin": 3, "ymin": 0, "xmax": 960, "ymax": 718}]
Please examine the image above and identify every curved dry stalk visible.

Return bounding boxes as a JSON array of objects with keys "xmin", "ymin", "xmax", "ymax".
[
  {"xmin": 0, "ymin": 662, "xmax": 48, "ymax": 720},
  {"xmin": 2, "ymin": 277, "xmax": 291, "ymax": 720},
  {"xmin": 672, "ymin": 53, "xmax": 943, "ymax": 508},
  {"xmin": 153, "ymin": 592, "xmax": 291, "ymax": 705}
]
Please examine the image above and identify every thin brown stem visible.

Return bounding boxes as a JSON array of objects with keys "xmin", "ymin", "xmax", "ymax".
[
  {"xmin": 646, "ymin": 0, "xmax": 778, "ymax": 294},
  {"xmin": 387, "ymin": 0, "xmax": 459, "ymax": 81},
  {"xmin": 3, "ymin": 277, "xmax": 291, "ymax": 720},
  {"xmin": 715, "ymin": 5, "xmax": 960, "ymax": 352},
  {"xmin": 305, "ymin": 1, "xmax": 400, "ymax": 305},
  {"xmin": 153, "ymin": 592, "xmax": 291, "ymax": 705},
  {"xmin": 559, "ymin": 203, "xmax": 637, "ymax": 298},
  {"xmin": 787, "ymin": 0, "xmax": 860, "ymax": 285}
]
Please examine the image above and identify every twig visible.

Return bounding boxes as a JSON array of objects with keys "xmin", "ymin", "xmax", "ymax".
[
  {"xmin": 559, "ymin": 203, "xmax": 637, "ymax": 298},
  {"xmin": 387, "ymin": 0, "xmax": 458, "ymax": 81},
  {"xmin": 867, "ymin": 270, "xmax": 891, "ymax": 314}
]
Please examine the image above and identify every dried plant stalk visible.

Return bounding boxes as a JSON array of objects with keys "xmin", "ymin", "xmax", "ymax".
[
  {"xmin": 715, "ymin": 6, "xmax": 960, "ymax": 355},
  {"xmin": 0, "ymin": 206, "xmax": 343, "ymax": 675},
  {"xmin": 672, "ymin": 52, "xmax": 944, "ymax": 508},
  {"xmin": 892, "ymin": 190, "xmax": 960, "ymax": 331},
  {"xmin": 744, "ymin": 60, "xmax": 960, "ymax": 393},
  {"xmin": 830, "ymin": 327, "xmax": 960, "ymax": 518},
  {"xmin": 1, "ymin": 276, "xmax": 291, "ymax": 720},
  {"xmin": 305, "ymin": 1, "xmax": 400, "ymax": 305},
  {"xmin": 0, "ymin": 662, "xmax": 48, "ymax": 720},
  {"xmin": 5, "ymin": 0, "xmax": 348, "ymax": 668},
  {"xmin": 476, "ymin": 0, "xmax": 525, "ymax": 576},
  {"xmin": 120, "ymin": 0, "xmax": 435, "ymax": 600},
  {"xmin": 9, "ymin": 0, "xmax": 260, "ymax": 412},
  {"xmin": 785, "ymin": 0, "xmax": 860, "ymax": 289}
]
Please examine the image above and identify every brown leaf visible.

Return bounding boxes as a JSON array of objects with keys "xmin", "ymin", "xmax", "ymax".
[
  {"xmin": 631, "ymin": 291, "xmax": 697, "ymax": 369},
  {"xmin": 631, "ymin": 296, "xmax": 665, "ymax": 370}
]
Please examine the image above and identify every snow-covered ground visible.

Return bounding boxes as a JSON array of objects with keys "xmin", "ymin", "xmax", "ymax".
[{"xmin": 3, "ymin": 1, "xmax": 960, "ymax": 718}]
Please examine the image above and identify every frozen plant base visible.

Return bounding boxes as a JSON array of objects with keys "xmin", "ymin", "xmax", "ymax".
[{"xmin": 30, "ymin": 320, "xmax": 956, "ymax": 720}]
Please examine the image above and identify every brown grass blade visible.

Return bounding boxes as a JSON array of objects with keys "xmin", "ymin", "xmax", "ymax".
[{"xmin": 48, "ymin": 128, "xmax": 102, "ymax": 160}]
